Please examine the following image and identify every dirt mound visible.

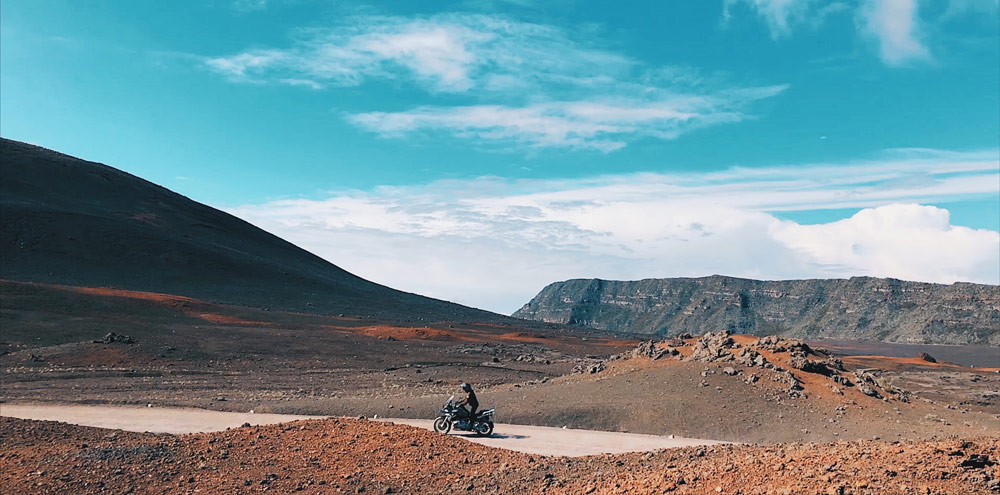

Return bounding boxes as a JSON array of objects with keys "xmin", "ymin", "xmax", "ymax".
[
  {"xmin": 586, "ymin": 332, "xmax": 921, "ymax": 403},
  {"xmin": 2, "ymin": 416, "xmax": 997, "ymax": 494}
]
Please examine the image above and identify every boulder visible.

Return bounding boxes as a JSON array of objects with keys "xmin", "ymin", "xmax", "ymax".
[
  {"xmin": 853, "ymin": 369, "xmax": 910, "ymax": 402},
  {"xmin": 755, "ymin": 336, "xmax": 813, "ymax": 356},
  {"xmin": 94, "ymin": 332, "xmax": 135, "ymax": 344},
  {"xmin": 688, "ymin": 331, "xmax": 739, "ymax": 363},
  {"xmin": 734, "ymin": 348, "xmax": 768, "ymax": 367},
  {"xmin": 610, "ymin": 340, "xmax": 679, "ymax": 361}
]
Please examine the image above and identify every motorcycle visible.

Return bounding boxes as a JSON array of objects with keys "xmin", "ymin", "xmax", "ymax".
[{"xmin": 432, "ymin": 395, "xmax": 495, "ymax": 437}]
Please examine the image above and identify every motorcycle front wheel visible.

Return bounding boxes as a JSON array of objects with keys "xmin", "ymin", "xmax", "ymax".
[
  {"xmin": 433, "ymin": 417, "xmax": 451, "ymax": 434},
  {"xmin": 473, "ymin": 421, "xmax": 494, "ymax": 437}
]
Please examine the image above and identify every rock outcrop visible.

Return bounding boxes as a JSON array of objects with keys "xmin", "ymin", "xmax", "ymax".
[
  {"xmin": 595, "ymin": 331, "xmax": 914, "ymax": 402},
  {"xmin": 513, "ymin": 276, "xmax": 1000, "ymax": 345}
]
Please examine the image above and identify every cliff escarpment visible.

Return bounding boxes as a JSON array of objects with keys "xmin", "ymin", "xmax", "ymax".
[{"xmin": 513, "ymin": 276, "xmax": 1000, "ymax": 345}]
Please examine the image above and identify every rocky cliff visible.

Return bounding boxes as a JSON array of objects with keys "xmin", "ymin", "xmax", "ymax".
[{"xmin": 513, "ymin": 276, "xmax": 1000, "ymax": 345}]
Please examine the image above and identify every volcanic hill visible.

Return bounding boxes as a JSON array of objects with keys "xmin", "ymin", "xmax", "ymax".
[
  {"xmin": 513, "ymin": 276, "xmax": 1000, "ymax": 345},
  {"xmin": 0, "ymin": 138, "xmax": 510, "ymax": 323}
]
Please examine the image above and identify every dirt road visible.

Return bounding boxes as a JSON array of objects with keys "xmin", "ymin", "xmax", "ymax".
[{"xmin": 0, "ymin": 403, "xmax": 723, "ymax": 457}]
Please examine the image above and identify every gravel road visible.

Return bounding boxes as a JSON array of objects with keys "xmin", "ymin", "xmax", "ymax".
[{"xmin": 0, "ymin": 403, "xmax": 723, "ymax": 457}]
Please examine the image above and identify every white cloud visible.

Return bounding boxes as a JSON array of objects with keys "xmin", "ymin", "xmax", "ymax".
[
  {"xmin": 204, "ymin": 13, "xmax": 787, "ymax": 150},
  {"xmin": 204, "ymin": 14, "xmax": 632, "ymax": 93},
  {"xmin": 278, "ymin": 78, "xmax": 323, "ymax": 89},
  {"xmin": 943, "ymin": 0, "xmax": 1000, "ymax": 18},
  {"xmin": 347, "ymin": 87, "xmax": 786, "ymax": 151},
  {"xmin": 724, "ymin": 0, "xmax": 820, "ymax": 37},
  {"xmin": 773, "ymin": 204, "xmax": 998, "ymax": 283},
  {"xmin": 857, "ymin": 0, "xmax": 931, "ymax": 65},
  {"xmin": 726, "ymin": 0, "xmax": 958, "ymax": 66},
  {"xmin": 225, "ymin": 148, "xmax": 1000, "ymax": 313}
]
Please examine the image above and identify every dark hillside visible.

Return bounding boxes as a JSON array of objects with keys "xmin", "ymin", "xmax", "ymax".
[{"xmin": 0, "ymin": 138, "xmax": 508, "ymax": 323}]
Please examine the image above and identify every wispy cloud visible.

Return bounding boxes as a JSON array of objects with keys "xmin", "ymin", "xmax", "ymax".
[
  {"xmin": 231, "ymin": 0, "xmax": 267, "ymax": 13},
  {"xmin": 348, "ymin": 86, "xmax": 787, "ymax": 151},
  {"xmin": 723, "ymin": 0, "xmax": 827, "ymax": 38},
  {"xmin": 205, "ymin": 14, "xmax": 632, "ymax": 93},
  {"xmin": 724, "ymin": 0, "xmax": 970, "ymax": 66},
  {"xmin": 226, "ymin": 148, "xmax": 1000, "ymax": 313},
  {"xmin": 204, "ymin": 13, "xmax": 786, "ymax": 151},
  {"xmin": 942, "ymin": 0, "xmax": 1000, "ymax": 18}
]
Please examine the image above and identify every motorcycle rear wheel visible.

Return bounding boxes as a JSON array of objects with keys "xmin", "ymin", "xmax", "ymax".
[
  {"xmin": 433, "ymin": 417, "xmax": 451, "ymax": 434},
  {"xmin": 473, "ymin": 421, "xmax": 494, "ymax": 437}
]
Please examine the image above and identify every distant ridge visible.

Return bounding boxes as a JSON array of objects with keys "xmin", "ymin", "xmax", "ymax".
[
  {"xmin": 513, "ymin": 275, "xmax": 1000, "ymax": 345},
  {"xmin": 0, "ymin": 138, "xmax": 510, "ymax": 324}
]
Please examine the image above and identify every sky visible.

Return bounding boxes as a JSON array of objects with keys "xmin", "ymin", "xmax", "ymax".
[{"xmin": 2, "ymin": 0, "xmax": 998, "ymax": 313}]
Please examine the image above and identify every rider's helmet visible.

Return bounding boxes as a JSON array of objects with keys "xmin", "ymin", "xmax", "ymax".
[{"xmin": 460, "ymin": 382, "xmax": 472, "ymax": 392}]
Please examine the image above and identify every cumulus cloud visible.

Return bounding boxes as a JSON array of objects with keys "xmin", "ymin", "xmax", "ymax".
[
  {"xmin": 773, "ymin": 204, "xmax": 998, "ymax": 283},
  {"xmin": 225, "ymin": 148, "xmax": 1000, "ymax": 313}
]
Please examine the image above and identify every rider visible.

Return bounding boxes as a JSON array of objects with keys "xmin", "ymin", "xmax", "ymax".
[{"xmin": 456, "ymin": 382, "xmax": 479, "ymax": 419}]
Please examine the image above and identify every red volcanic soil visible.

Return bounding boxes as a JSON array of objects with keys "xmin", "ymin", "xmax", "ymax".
[
  {"xmin": 194, "ymin": 313, "xmax": 272, "ymax": 326},
  {"xmin": 7, "ymin": 280, "xmax": 209, "ymax": 312},
  {"xmin": 354, "ymin": 325, "xmax": 471, "ymax": 341},
  {"xmin": 11, "ymin": 280, "xmax": 276, "ymax": 327},
  {"xmin": 496, "ymin": 331, "xmax": 552, "ymax": 343},
  {"xmin": 67, "ymin": 286, "xmax": 205, "ymax": 309},
  {"xmin": 2, "ymin": 417, "xmax": 997, "ymax": 495}
]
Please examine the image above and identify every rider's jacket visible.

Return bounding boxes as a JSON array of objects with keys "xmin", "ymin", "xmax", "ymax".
[{"xmin": 457, "ymin": 390, "xmax": 479, "ymax": 413}]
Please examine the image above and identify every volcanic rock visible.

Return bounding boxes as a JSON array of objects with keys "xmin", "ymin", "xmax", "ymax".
[
  {"xmin": 853, "ymin": 369, "xmax": 911, "ymax": 402},
  {"xmin": 513, "ymin": 276, "xmax": 1000, "ymax": 345},
  {"xmin": 688, "ymin": 331, "xmax": 739, "ymax": 362},
  {"xmin": 610, "ymin": 340, "xmax": 678, "ymax": 361},
  {"xmin": 94, "ymin": 332, "xmax": 135, "ymax": 344}
]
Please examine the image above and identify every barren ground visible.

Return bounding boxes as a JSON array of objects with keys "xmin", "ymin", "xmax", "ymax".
[
  {"xmin": 2, "ymin": 416, "xmax": 998, "ymax": 494},
  {"xmin": 3, "ymin": 280, "xmax": 999, "ymax": 493},
  {"xmin": 0, "ymin": 403, "xmax": 725, "ymax": 456}
]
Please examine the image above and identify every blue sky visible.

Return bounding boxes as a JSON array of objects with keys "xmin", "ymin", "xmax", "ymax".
[{"xmin": 2, "ymin": 0, "xmax": 998, "ymax": 312}]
